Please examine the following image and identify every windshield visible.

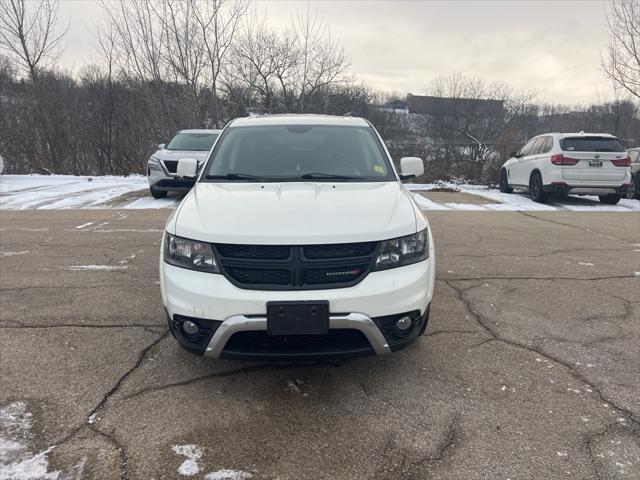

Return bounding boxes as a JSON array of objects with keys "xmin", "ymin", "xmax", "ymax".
[
  {"xmin": 560, "ymin": 136, "xmax": 625, "ymax": 153},
  {"xmin": 166, "ymin": 132, "xmax": 219, "ymax": 151},
  {"xmin": 202, "ymin": 125, "xmax": 396, "ymax": 182}
]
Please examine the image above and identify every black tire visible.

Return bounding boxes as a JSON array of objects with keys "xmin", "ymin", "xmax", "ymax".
[
  {"xmin": 499, "ymin": 169, "xmax": 513, "ymax": 193},
  {"xmin": 599, "ymin": 194, "xmax": 621, "ymax": 205},
  {"xmin": 529, "ymin": 171, "xmax": 548, "ymax": 203},
  {"xmin": 626, "ymin": 174, "xmax": 638, "ymax": 200},
  {"xmin": 150, "ymin": 187, "xmax": 167, "ymax": 199}
]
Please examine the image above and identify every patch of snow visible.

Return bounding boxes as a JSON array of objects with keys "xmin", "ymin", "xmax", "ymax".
[
  {"xmin": 172, "ymin": 445, "xmax": 203, "ymax": 477},
  {"xmin": 123, "ymin": 196, "xmax": 180, "ymax": 209},
  {"xmin": 286, "ymin": 379, "xmax": 302, "ymax": 394},
  {"xmin": 0, "ymin": 251, "xmax": 29, "ymax": 257},
  {"xmin": 87, "ymin": 414, "xmax": 96, "ymax": 425},
  {"xmin": 204, "ymin": 470, "xmax": 253, "ymax": 480},
  {"xmin": 407, "ymin": 182, "xmax": 640, "ymax": 212},
  {"xmin": 577, "ymin": 262, "xmax": 595, "ymax": 267},
  {"xmin": 410, "ymin": 193, "xmax": 449, "ymax": 211},
  {"xmin": 0, "ymin": 401, "xmax": 85, "ymax": 480},
  {"xmin": 60, "ymin": 265, "xmax": 127, "ymax": 271},
  {"xmin": 75, "ymin": 222, "xmax": 93, "ymax": 229},
  {"xmin": 557, "ymin": 451, "xmax": 568, "ymax": 457}
]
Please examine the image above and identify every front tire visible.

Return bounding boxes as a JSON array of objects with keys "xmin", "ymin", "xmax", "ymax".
[
  {"xmin": 529, "ymin": 172, "xmax": 548, "ymax": 203},
  {"xmin": 150, "ymin": 187, "xmax": 167, "ymax": 199},
  {"xmin": 499, "ymin": 169, "xmax": 513, "ymax": 193},
  {"xmin": 599, "ymin": 194, "xmax": 621, "ymax": 205},
  {"xmin": 625, "ymin": 175, "xmax": 638, "ymax": 200}
]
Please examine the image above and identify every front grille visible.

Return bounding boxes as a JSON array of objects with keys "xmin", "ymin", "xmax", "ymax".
[
  {"xmin": 163, "ymin": 160, "xmax": 178, "ymax": 173},
  {"xmin": 303, "ymin": 242, "xmax": 377, "ymax": 259},
  {"xmin": 214, "ymin": 242, "xmax": 379, "ymax": 290},
  {"xmin": 222, "ymin": 329, "xmax": 373, "ymax": 357},
  {"xmin": 225, "ymin": 267, "xmax": 291, "ymax": 285},
  {"xmin": 217, "ymin": 244, "xmax": 290, "ymax": 260}
]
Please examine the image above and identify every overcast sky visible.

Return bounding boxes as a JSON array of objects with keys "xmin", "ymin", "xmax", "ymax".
[{"xmin": 58, "ymin": 0, "xmax": 613, "ymax": 105}]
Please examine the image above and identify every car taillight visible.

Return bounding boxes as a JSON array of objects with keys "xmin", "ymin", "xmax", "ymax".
[
  {"xmin": 551, "ymin": 154, "xmax": 579, "ymax": 166},
  {"xmin": 611, "ymin": 156, "xmax": 631, "ymax": 167}
]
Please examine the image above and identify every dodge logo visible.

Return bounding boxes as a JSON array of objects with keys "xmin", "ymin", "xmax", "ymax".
[{"xmin": 326, "ymin": 269, "xmax": 360, "ymax": 277}]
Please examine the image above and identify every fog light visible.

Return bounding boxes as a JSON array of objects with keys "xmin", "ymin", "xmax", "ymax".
[
  {"xmin": 182, "ymin": 320, "xmax": 200, "ymax": 335},
  {"xmin": 396, "ymin": 316, "xmax": 413, "ymax": 331}
]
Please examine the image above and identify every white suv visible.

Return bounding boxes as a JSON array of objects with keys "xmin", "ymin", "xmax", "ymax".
[
  {"xmin": 160, "ymin": 115, "xmax": 435, "ymax": 360},
  {"xmin": 499, "ymin": 132, "xmax": 632, "ymax": 204}
]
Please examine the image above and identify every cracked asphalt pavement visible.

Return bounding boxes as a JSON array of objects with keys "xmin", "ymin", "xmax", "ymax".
[{"xmin": 1, "ymin": 207, "xmax": 639, "ymax": 479}]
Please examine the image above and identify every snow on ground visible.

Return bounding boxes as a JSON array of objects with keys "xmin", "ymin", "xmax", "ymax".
[
  {"xmin": 0, "ymin": 175, "xmax": 638, "ymax": 212},
  {"xmin": 0, "ymin": 175, "xmax": 154, "ymax": 210},
  {"xmin": 172, "ymin": 445, "xmax": 253, "ymax": 479},
  {"xmin": 0, "ymin": 401, "xmax": 85, "ymax": 480},
  {"xmin": 405, "ymin": 183, "xmax": 640, "ymax": 212}
]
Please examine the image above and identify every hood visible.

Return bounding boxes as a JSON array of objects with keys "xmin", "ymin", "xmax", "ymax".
[
  {"xmin": 152, "ymin": 149, "xmax": 210, "ymax": 163},
  {"xmin": 173, "ymin": 181, "xmax": 419, "ymax": 244}
]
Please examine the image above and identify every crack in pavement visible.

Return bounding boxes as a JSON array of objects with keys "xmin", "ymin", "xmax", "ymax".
[
  {"xmin": 414, "ymin": 414, "xmax": 461, "ymax": 466},
  {"xmin": 85, "ymin": 330, "xmax": 170, "ymax": 419},
  {"xmin": 0, "ymin": 283, "xmax": 135, "ymax": 292},
  {"xmin": 583, "ymin": 421, "xmax": 639, "ymax": 480},
  {"xmin": 125, "ymin": 361, "xmax": 342, "ymax": 400},
  {"xmin": 0, "ymin": 323, "xmax": 165, "ymax": 329},
  {"xmin": 443, "ymin": 246, "xmax": 634, "ymax": 259},
  {"xmin": 48, "ymin": 331, "xmax": 171, "ymax": 480},
  {"xmin": 444, "ymin": 279, "xmax": 640, "ymax": 426},
  {"xmin": 423, "ymin": 329, "xmax": 485, "ymax": 338},
  {"xmin": 442, "ymin": 275, "xmax": 637, "ymax": 281},
  {"xmin": 518, "ymin": 211, "xmax": 633, "ymax": 243}
]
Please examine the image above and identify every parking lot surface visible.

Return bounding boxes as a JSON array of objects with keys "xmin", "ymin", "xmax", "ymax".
[{"xmin": 1, "ymin": 206, "xmax": 639, "ymax": 479}]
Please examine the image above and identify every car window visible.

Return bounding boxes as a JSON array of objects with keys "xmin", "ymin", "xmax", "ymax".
[
  {"xmin": 203, "ymin": 125, "xmax": 395, "ymax": 182},
  {"xmin": 560, "ymin": 136, "xmax": 625, "ymax": 152},
  {"xmin": 519, "ymin": 139, "xmax": 536, "ymax": 157},
  {"xmin": 166, "ymin": 133, "xmax": 219, "ymax": 151},
  {"xmin": 630, "ymin": 150, "xmax": 640, "ymax": 163},
  {"xmin": 530, "ymin": 137, "xmax": 546, "ymax": 155},
  {"xmin": 541, "ymin": 136, "xmax": 553, "ymax": 154}
]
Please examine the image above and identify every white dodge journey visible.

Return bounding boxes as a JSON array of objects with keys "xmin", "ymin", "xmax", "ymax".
[{"xmin": 160, "ymin": 114, "xmax": 435, "ymax": 360}]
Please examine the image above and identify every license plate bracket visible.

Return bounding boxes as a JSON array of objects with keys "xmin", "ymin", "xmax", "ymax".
[
  {"xmin": 267, "ymin": 301, "xmax": 329, "ymax": 335},
  {"xmin": 589, "ymin": 159, "xmax": 603, "ymax": 167}
]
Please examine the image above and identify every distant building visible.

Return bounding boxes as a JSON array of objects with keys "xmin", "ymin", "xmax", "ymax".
[{"xmin": 406, "ymin": 94, "xmax": 504, "ymax": 119}]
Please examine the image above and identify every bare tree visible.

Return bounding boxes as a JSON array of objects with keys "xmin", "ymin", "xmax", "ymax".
[
  {"xmin": 602, "ymin": 0, "xmax": 640, "ymax": 100},
  {"xmin": 294, "ymin": 5, "xmax": 349, "ymax": 112},
  {"xmin": 194, "ymin": 0, "xmax": 248, "ymax": 124},
  {"xmin": 0, "ymin": 0, "xmax": 66, "ymax": 81}
]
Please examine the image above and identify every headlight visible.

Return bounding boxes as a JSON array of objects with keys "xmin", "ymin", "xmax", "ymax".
[
  {"xmin": 374, "ymin": 229, "xmax": 428, "ymax": 270},
  {"xmin": 163, "ymin": 233, "xmax": 219, "ymax": 273},
  {"xmin": 148, "ymin": 157, "xmax": 161, "ymax": 170}
]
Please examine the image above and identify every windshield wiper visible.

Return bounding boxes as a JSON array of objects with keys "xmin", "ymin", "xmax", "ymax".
[
  {"xmin": 299, "ymin": 172, "xmax": 359, "ymax": 180},
  {"xmin": 205, "ymin": 173, "xmax": 268, "ymax": 181}
]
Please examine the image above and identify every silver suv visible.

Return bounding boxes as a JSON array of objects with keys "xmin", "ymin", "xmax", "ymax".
[{"xmin": 147, "ymin": 129, "xmax": 221, "ymax": 198}]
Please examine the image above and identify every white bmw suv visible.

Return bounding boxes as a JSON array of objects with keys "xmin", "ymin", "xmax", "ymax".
[
  {"xmin": 160, "ymin": 115, "xmax": 435, "ymax": 360},
  {"xmin": 499, "ymin": 132, "xmax": 632, "ymax": 204}
]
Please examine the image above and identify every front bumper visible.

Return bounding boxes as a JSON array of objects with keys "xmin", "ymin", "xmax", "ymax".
[
  {"xmin": 148, "ymin": 163, "xmax": 195, "ymax": 192},
  {"xmin": 161, "ymin": 256, "xmax": 434, "ymax": 360}
]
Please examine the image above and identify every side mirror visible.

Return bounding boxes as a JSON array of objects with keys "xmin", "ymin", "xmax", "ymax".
[
  {"xmin": 158, "ymin": 143, "xmax": 166, "ymax": 149},
  {"xmin": 399, "ymin": 157, "xmax": 424, "ymax": 180},
  {"xmin": 176, "ymin": 158, "xmax": 198, "ymax": 179}
]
